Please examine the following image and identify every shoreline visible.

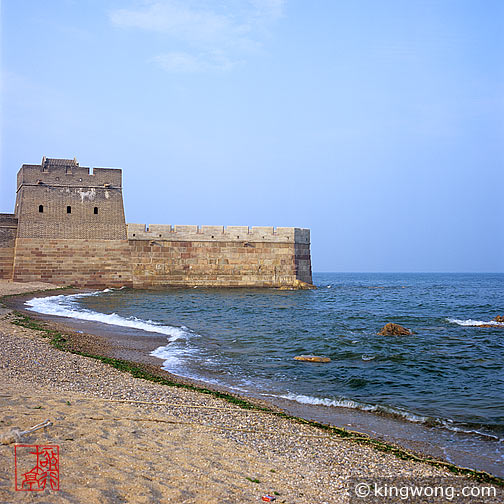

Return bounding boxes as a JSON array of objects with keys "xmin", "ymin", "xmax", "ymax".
[
  {"xmin": 9, "ymin": 288, "xmax": 504, "ymax": 478},
  {"xmin": 2, "ymin": 284, "xmax": 503, "ymax": 483},
  {"xmin": 1, "ymin": 281, "xmax": 503, "ymax": 502}
]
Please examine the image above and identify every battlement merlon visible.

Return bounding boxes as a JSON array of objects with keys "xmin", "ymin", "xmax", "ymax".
[
  {"xmin": 127, "ymin": 224, "xmax": 310, "ymax": 244},
  {"xmin": 16, "ymin": 162, "xmax": 122, "ymax": 190}
]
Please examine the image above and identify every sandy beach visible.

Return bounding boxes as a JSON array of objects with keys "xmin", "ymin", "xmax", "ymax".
[{"xmin": 0, "ymin": 281, "xmax": 502, "ymax": 503}]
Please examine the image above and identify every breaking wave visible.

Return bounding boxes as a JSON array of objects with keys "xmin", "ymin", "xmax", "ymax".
[
  {"xmin": 25, "ymin": 291, "xmax": 188, "ymax": 342},
  {"xmin": 447, "ymin": 318, "xmax": 504, "ymax": 327},
  {"xmin": 278, "ymin": 393, "xmax": 503, "ymax": 440},
  {"xmin": 279, "ymin": 392, "xmax": 430, "ymax": 423}
]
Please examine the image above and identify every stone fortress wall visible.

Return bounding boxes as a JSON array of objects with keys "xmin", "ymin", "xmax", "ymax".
[
  {"xmin": 0, "ymin": 214, "xmax": 18, "ymax": 280},
  {"xmin": 1, "ymin": 158, "xmax": 312, "ymax": 288},
  {"xmin": 127, "ymin": 224, "xmax": 311, "ymax": 288}
]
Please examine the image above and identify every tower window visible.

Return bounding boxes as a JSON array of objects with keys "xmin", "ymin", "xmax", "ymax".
[
  {"xmin": 39, "ymin": 205, "xmax": 44, "ymax": 213},
  {"xmin": 94, "ymin": 207, "xmax": 98, "ymax": 215},
  {"xmin": 67, "ymin": 206, "xmax": 71, "ymax": 214}
]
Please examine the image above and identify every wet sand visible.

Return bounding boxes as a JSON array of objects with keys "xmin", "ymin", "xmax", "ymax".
[{"xmin": 0, "ymin": 281, "xmax": 502, "ymax": 503}]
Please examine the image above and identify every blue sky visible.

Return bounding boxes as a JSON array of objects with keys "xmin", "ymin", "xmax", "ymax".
[{"xmin": 1, "ymin": 0, "xmax": 503, "ymax": 272}]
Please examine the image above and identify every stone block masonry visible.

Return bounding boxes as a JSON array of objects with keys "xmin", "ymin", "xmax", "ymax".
[
  {"xmin": 127, "ymin": 224, "xmax": 310, "ymax": 244},
  {"xmin": 15, "ymin": 158, "xmax": 126, "ymax": 240},
  {"xmin": 12, "ymin": 239, "xmax": 133, "ymax": 287},
  {"xmin": 2, "ymin": 157, "xmax": 313, "ymax": 288},
  {"xmin": 127, "ymin": 224, "xmax": 312, "ymax": 288},
  {"xmin": 0, "ymin": 214, "xmax": 18, "ymax": 280}
]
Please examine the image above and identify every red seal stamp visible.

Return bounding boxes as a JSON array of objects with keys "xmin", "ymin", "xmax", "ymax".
[{"xmin": 14, "ymin": 445, "xmax": 60, "ymax": 491}]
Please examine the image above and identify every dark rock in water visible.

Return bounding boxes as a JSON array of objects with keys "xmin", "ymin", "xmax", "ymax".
[
  {"xmin": 294, "ymin": 355, "xmax": 331, "ymax": 363},
  {"xmin": 378, "ymin": 323, "xmax": 413, "ymax": 336},
  {"xmin": 494, "ymin": 315, "xmax": 504, "ymax": 323}
]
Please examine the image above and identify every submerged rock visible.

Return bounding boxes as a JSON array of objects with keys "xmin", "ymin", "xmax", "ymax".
[
  {"xmin": 278, "ymin": 280, "xmax": 316, "ymax": 291},
  {"xmin": 293, "ymin": 280, "xmax": 316, "ymax": 290},
  {"xmin": 476, "ymin": 316, "xmax": 504, "ymax": 328},
  {"xmin": 294, "ymin": 355, "xmax": 331, "ymax": 363},
  {"xmin": 378, "ymin": 323, "xmax": 413, "ymax": 336}
]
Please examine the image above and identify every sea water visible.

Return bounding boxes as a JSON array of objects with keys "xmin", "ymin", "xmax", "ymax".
[{"xmin": 26, "ymin": 273, "xmax": 504, "ymax": 475}]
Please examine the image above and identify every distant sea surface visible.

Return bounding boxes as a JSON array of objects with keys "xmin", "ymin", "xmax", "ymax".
[{"xmin": 27, "ymin": 273, "xmax": 504, "ymax": 475}]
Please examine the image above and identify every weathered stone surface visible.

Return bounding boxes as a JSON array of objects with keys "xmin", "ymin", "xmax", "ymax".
[
  {"xmin": 13, "ymin": 238, "xmax": 133, "ymax": 287},
  {"xmin": 294, "ymin": 355, "xmax": 331, "ymax": 363},
  {"xmin": 2, "ymin": 157, "xmax": 314, "ymax": 288},
  {"xmin": 0, "ymin": 214, "xmax": 17, "ymax": 279},
  {"xmin": 129, "ymin": 239, "xmax": 306, "ymax": 288},
  {"xmin": 15, "ymin": 160, "xmax": 127, "ymax": 240},
  {"xmin": 378, "ymin": 323, "xmax": 413, "ymax": 336}
]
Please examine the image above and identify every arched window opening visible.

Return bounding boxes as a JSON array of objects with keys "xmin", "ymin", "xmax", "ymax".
[
  {"xmin": 94, "ymin": 207, "xmax": 98, "ymax": 215},
  {"xmin": 67, "ymin": 206, "xmax": 71, "ymax": 214},
  {"xmin": 39, "ymin": 205, "xmax": 44, "ymax": 213}
]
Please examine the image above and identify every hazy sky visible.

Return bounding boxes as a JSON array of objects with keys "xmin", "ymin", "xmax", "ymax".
[{"xmin": 1, "ymin": 1, "xmax": 503, "ymax": 272}]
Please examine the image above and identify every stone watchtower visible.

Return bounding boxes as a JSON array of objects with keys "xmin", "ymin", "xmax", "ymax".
[
  {"xmin": 8, "ymin": 157, "xmax": 133, "ymax": 286},
  {"xmin": 15, "ymin": 157, "xmax": 127, "ymax": 239}
]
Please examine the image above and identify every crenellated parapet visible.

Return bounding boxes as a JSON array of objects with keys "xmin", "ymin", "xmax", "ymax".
[
  {"xmin": 17, "ymin": 157, "xmax": 122, "ymax": 190},
  {"xmin": 127, "ymin": 224, "xmax": 310, "ymax": 244}
]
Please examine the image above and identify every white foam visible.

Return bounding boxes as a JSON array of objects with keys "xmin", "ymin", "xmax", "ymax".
[
  {"xmin": 447, "ymin": 318, "xmax": 504, "ymax": 327},
  {"xmin": 437, "ymin": 420, "xmax": 502, "ymax": 441},
  {"xmin": 25, "ymin": 292, "xmax": 188, "ymax": 342},
  {"xmin": 150, "ymin": 344, "xmax": 254, "ymax": 392},
  {"xmin": 278, "ymin": 392, "xmax": 430, "ymax": 423},
  {"xmin": 279, "ymin": 392, "xmax": 378, "ymax": 411},
  {"xmin": 150, "ymin": 345, "xmax": 189, "ymax": 369},
  {"xmin": 278, "ymin": 393, "xmax": 504, "ymax": 439}
]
